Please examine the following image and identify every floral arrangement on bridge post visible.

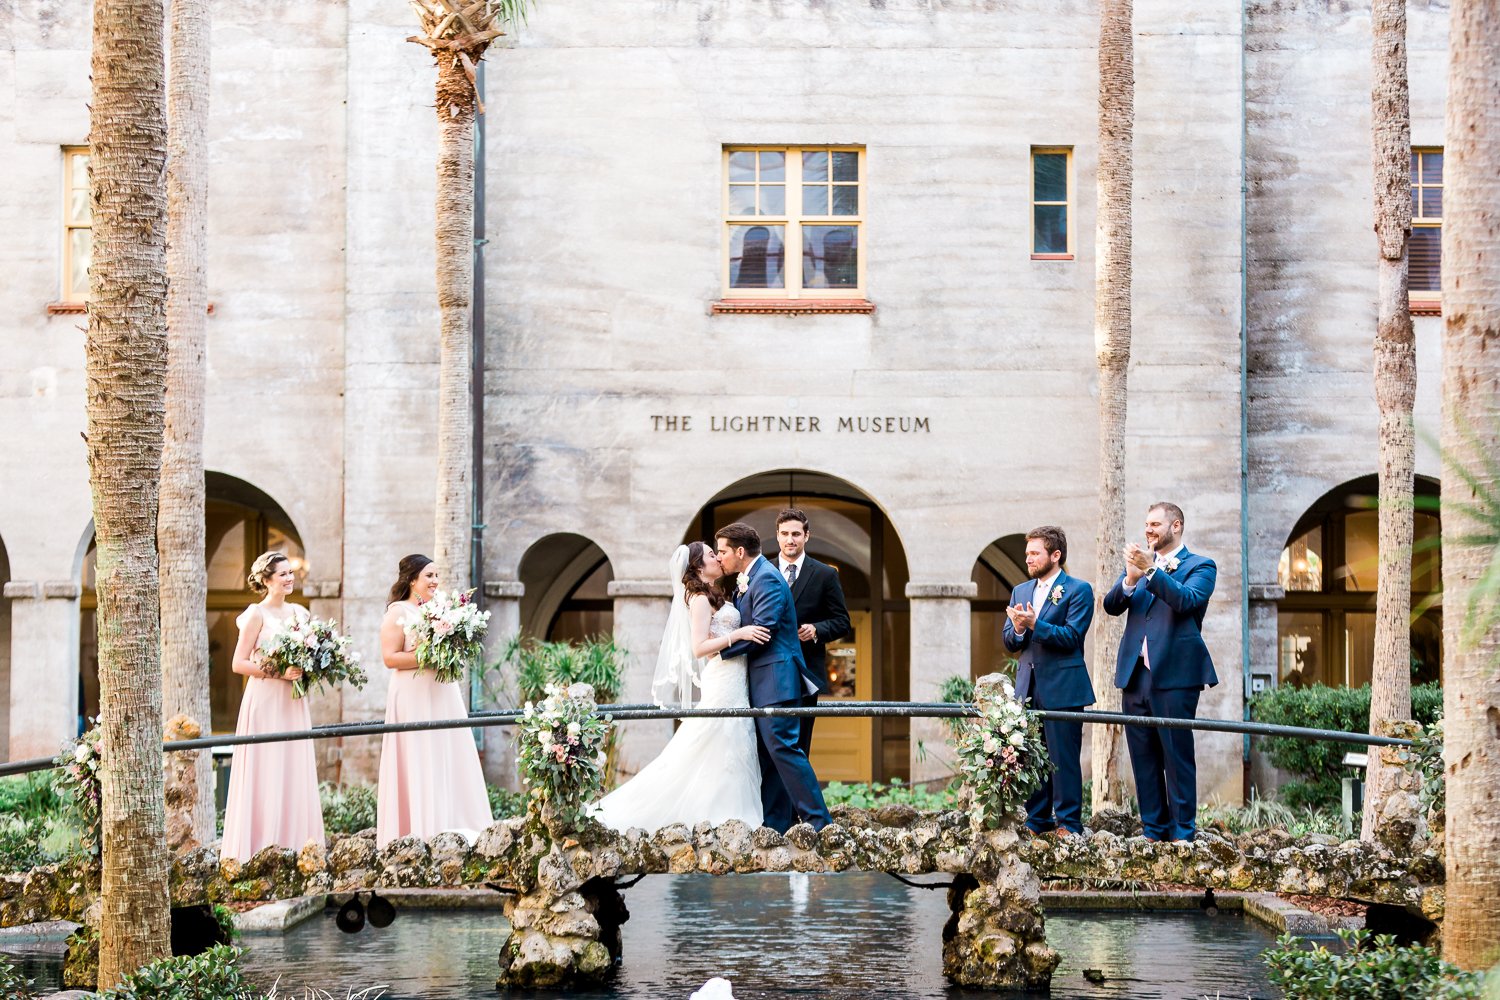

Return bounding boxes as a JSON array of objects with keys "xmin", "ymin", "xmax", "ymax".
[
  {"xmin": 54, "ymin": 722, "xmax": 102, "ymax": 856},
  {"xmin": 517, "ymin": 682, "xmax": 612, "ymax": 830},
  {"xmin": 264, "ymin": 617, "xmax": 368, "ymax": 699},
  {"xmin": 408, "ymin": 588, "xmax": 491, "ymax": 683},
  {"xmin": 952, "ymin": 674, "xmax": 1051, "ymax": 830}
]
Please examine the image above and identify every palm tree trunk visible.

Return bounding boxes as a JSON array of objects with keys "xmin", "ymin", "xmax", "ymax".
[
  {"xmin": 1361, "ymin": 0, "xmax": 1417, "ymax": 844},
  {"xmin": 1091, "ymin": 0, "xmax": 1133, "ymax": 813},
  {"xmin": 160, "ymin": 0, "xmax": 213, "ymax": 850},
  {"xmin": 434, "ymin": 54, "xmax": 475, "ymax": 591},
  {"xmin": 87, "ymin": 0, "xmax": 172, "ymax": 986},
  {"xmin": 1439, "ymin": 0, "xmax": 1500, "ymax": 971}
]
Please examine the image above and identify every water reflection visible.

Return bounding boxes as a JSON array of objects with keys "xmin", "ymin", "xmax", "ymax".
[{"xmin": 1, "ymin": 874, "xmax": 1283, "ymax": 998}]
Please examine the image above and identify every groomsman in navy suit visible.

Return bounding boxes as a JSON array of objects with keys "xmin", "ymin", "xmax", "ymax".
[
  {"xmin": 1002, "ymin": 526, "xmax": 1095, "ymax": 837},
  {"xmin": 772, "ymin": 508, "xmax": 851, "ymax": 758},
  {"xmin": 1103, "ymin": 502, "xmax": 1218, "ymax": 843}
]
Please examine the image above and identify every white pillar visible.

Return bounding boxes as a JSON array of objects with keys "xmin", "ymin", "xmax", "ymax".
[
  {"xmin": 607, "ymin": 580, "xmax": 673, "ymax": 781},
  {"xmin": 480, "ymin": 580, "xmax": 524, "ymax": 789},
  {"xmin": 905, "ymin": 582, "xmax": 976, "ymax": 786},
  {"xmin": 5, "ymin": 580, "xmax": 81, "ymax": 760}
]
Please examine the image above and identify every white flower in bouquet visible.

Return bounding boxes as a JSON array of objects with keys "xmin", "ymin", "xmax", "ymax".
[{"xmin": 410, "ymin": 588, "xmax": 491, "ymax": 683}]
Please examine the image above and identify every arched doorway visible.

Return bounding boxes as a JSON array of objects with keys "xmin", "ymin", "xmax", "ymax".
[
  {"xmin": 1276, "ymin": 475, "xmax": 1443, "ymax": 689},
  {"xmin": 685, "ymin": 470, "xmax": 910, "ymax": 783},
  {"xmin": 518, "ymin": 533, "xmax": 614, "ymax": 642},
  {"xmin": 79, "ymin": 473, "xmax": 307, "ymax": 734},
  {"xmin": 971, "ymin": 534, "xmax": 1027, "ymax": 681}
]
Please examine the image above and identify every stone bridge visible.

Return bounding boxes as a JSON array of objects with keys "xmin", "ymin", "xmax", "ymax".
[{"xmin": 0, "ymin": 806, "xmax": 1443, "ymax": 991}]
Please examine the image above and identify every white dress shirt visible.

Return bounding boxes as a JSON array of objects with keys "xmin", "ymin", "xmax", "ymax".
[{"xmin": 777, "ymin": 552, "xmax": 807, "ymax": 587}]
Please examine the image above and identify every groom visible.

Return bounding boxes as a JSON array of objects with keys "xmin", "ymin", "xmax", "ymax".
[{"xmin": 717, "ymin": 521, "xmax": 832, "ymax": 833}]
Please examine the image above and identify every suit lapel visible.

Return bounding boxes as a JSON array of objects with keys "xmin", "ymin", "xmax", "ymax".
[
  {"xmin": 1034, "ymin": 572, "xmax": 1065, "ymax": 622},
  {"xmin": 790, "ymin": 558, "xmax": 813, "ymax": 601}
]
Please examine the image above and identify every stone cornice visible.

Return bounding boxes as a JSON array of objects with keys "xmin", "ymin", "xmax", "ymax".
[
  {"xmin": 606, "ymin": 580, "xmax": 674, "ymax": 599},
  {"xmin": 484, "ymin": 580, "xmax": 525, "ymax": 599},
  {"xmin": 905, "ymin": 582, "xmax": 979, "ymax": 600}
]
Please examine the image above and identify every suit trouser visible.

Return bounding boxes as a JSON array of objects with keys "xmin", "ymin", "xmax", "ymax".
[
  {"xmin": 1121, "ymin": 660, "xmax": 1201, "ymax": 841},
  {"xmin": 756, "ymin": 694, "xmax": 832, "ymax": 833},
  {"xmin": 1023, "ymin": 699, "xmax": 1086, "ymax": 834},
  {"xmin": 796, "ymin": 692, "xmax": 819, "ymax": 758}
]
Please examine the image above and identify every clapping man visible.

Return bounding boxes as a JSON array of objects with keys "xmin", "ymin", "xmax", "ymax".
[
  {"xmin": 1002, "ymin": 526, "xmax": 1095, "ymax": 837},
  {"xmin": 773, "ymin": 509, "xmax": 851, "ymax": 758},
  {"xmin": 1103, "ymin": 502, "xmax": 1218, "ymax": 843}
]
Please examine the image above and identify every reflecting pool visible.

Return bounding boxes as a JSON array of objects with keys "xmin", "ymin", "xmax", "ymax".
[{"xmin": 2, "ymin": 874, "xmax": 1284, "ymax": 998}]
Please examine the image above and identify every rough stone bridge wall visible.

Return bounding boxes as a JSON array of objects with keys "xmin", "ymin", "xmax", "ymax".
[{"xmin": 0, "ymin": 809, "xmax": 1441, "ymax": 930}]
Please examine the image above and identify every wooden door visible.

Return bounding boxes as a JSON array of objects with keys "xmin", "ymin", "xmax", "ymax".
[{"xmin": 809, "ymin": 610, "xmax": 873, "ymax": 783}]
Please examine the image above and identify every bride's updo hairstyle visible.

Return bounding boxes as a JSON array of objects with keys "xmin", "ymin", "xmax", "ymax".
[
  {"xmin": 247, "ymin": 551, "xmax": 289, "ymax": 595},
  {"xmin": 682, "ymin": 541, "xmax": 726, "ymax": 610},
  {"xmin": 389, "ymin": 554, "xmax": 434, "ymax": 605}
]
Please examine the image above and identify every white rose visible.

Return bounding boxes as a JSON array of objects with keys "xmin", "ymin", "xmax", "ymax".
[
  {"xmin": 74, "ymin": 743, "xmax": 91, "ymax": 763},
  {"xmin": 567, "ymin": 682, "xmax": 595, "ymax": 701},
  {"xmin": 566, "ymin": 721, "xmax": 581, "ymax": 738},
  {"xmin": 1009, "ymin": 731, "xmax": 1025, "ymax": 747}
]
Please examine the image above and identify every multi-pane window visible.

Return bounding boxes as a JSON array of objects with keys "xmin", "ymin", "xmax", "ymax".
[
  {"xmin": 1031, "ymin": 147, "xmax": 1072, "ymax": 258},
  {"xmin": 724, "ymin": 146, "xmax": 864, "ymax": 298},
  {"xmin": 1410, "ymin": 148, "xmax": 1442, "ymax": 301},
  {"xmin": 62, "ymin": 147, "xmax": 91, "ymax": 302}
]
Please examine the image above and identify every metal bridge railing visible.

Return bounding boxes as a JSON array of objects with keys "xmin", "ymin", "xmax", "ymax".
[{"xmin": 0, "ymin": 701, "xmax": 1412, "ymax": 780}]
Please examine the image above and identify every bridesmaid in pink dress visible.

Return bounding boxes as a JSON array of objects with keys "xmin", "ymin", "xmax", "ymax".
[
  {"xmin": 376, "ymin": 554, "xmax": 493, "ymax": 848},
  {"xmin": 220, "ymin": 551, "xmax": 327, "ymax": 863}
]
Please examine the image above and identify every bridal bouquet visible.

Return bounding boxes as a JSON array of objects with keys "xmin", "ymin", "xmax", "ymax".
[
  {"xmin": 408, "ymin": 589, "xmax": 491, "ymax": 684},
  {"xmin": 263, "ymin": 617, "xmax": 368, "ymax": 699},
  {"xmin": 953, "ymin": 676, "xmax": 1051, "ymax": 830},
  {"xmin": 517, "ymin": 682, "xmax": 612, "ymax": 825}
]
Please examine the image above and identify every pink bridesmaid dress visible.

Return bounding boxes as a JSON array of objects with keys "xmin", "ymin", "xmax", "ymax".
[
  {"xmin": 376, "ymin": 601, "xmax": 493, "ymax": 848},
  {"xmin": 220, "ymin": 603, "xmax": 327, "ymax": 863}
]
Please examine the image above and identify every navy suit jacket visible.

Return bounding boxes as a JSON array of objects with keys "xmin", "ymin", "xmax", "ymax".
[
  {"xmin": 1002, "ymin": 572, "xmax": 1097, "ymax": 709},
  {"xmin": 720, "ymin": 555, "xmax": 819, "ymax": 706},
  {"xmin": 1102, "ymin": 547, "xmax": 1219, "ymax": 691}
]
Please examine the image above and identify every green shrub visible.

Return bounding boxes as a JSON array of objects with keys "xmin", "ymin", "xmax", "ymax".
[
  {"xmin": 1197, "ymin": 797, "xmax": 1353, "ymax": 838},
  {"xmin": 823, "ymin": 778, "xmax": 956, "ymax": 811},
  {"xmin": 1248, "ymin": 682, "xmax": 1443, "ymax": 811},
  {"xmin": 484, "ymin": 634, "xmax": 627, "ymax": 705},
  {"xmin": 98, "ymin": 944, "xmax": 253, "ymax": 1000},
  {"xmin": 0, "ymin": 817, "xmax": 50, "ymax": 873},
  {"xmin": 487, "ymin": 784, "xmax": 524, "ymax": 819},
  {"xmin": 0, "ymin": 774, "xmax": 65, "ymax": 821},
  {"xmin": 320, "ymin": 783, "xmax": 378, "ymax": 835},
  {"xmin": 1404, "ymin": 716, "xmax": 1445, "ymax": 815},
  {"xmin": 0, "ymin": 952, "xmax": 37, "ymax": 1000},
  {"xmin": 1263, "ymin": 930, "xmax": 1483, "ymax": 999}
]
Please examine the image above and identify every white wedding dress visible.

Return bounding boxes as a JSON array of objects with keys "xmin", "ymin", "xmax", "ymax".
[{"xmin": 594, "ymin": 603, "xmax": 763, "ymax": 831}]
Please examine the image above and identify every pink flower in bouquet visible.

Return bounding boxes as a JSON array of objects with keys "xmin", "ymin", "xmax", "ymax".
[{"xmin": 433, "ymin": 618, "xmax": 455, "ymax": 637}]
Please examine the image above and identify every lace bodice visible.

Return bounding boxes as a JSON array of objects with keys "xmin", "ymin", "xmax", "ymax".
[{"xmin": 708, "ymin": 602, "xmax": 741, "ymax": 639}]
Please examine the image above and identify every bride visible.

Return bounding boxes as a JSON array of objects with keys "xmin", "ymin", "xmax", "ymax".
[{"xmin": 594, "ymin": 542, "xmax": 769, "ymax": 831}]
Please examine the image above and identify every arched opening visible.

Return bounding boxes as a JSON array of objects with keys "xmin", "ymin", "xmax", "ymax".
[
  {"xmin": 518, "ymin": 533, "xmax": 614, "ymax": 642},
  {"xmin": 0, "ymin": 534, "xmax": 11, "ymax": 762},
  {"xmin": 971, "ymin": 534, "xmax": 1028, "ymax": 681},
  {"xmin": 685, "ymin": 469, "xmax": 910, "ymax": 784},
  {"xmin": 79, "ymin": 473, "xmax": 307, "ymax": 734},
  {"xmin": 1276, "ymin": 475, "xmax": 1443, "ymax": 689}
]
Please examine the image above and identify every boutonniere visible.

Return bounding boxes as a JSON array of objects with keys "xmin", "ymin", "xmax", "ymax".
[
  {"xmin": 1049, "ymin": 586, "xmax": 1063, "ymax": 606},
  {"xmin": 736, "ymin": 572, "xmax": 749, "ymax": 596},
  {"xmin": 1166, "ymin": 557, "xmax": 1181, "ymax": 573}
]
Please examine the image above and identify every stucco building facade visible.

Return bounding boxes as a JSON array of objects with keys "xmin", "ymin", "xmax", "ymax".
[{"xmin": 0, "ymin": 0, "xmax": 1451, "ymax": 807}]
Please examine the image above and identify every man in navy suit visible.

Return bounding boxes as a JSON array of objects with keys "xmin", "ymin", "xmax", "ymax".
[
  {"xmin": 717, "ymin": 521, "xmax": 832, "ymax": 833},
  {"xmin": 772, "ymin": 509, "xmax": 851, "ymax": 758},
  {"xmin": 1002, "ymin": 525, "xmax": 1096, "ymax": 837},
  {"xmin": 1103, "ymin": 502, "xmax": 1218, "ymax": 843}
]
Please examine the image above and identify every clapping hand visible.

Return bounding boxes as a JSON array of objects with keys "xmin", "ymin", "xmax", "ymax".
[
  {"xmin": 1006, "ymin": 602, "xmax": 1037, "ymax": 632},
  {"xmin": 1124, "ymin": 542, "xmax": 1153, "ymax": 583}
]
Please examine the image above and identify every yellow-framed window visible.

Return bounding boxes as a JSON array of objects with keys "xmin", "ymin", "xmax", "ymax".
[
  {"xmin": 1031, "ymin": 147, "xmax": 1072, "ymax": 259},
  {"xmin": 62, "ymin": 146, "xmax": 92, "ymax": 302},
  {"xmin": 723, "ymin": 146, "xmax": 865, "ymax": 299},
  {"xmin": 1410, "ymin": 147, "xmax": 1442, "ymax": 301}
]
